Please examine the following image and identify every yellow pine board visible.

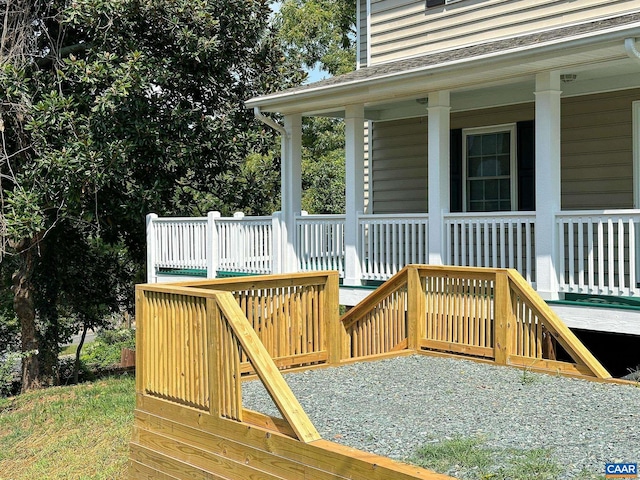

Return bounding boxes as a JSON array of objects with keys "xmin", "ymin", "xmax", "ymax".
[
  {"xmin": 214, "ymin": 292, "xmax": 321, "ymax": 443},
  {"xmin": 506, "ymin": 270, "xmax": 610, "ymax": 379},
  {"xmin": 129, "ymin": 459, "xmax": 181, "ymax": 480}
]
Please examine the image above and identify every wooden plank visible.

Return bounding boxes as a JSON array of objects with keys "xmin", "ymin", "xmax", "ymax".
[
  {"xmin": 214, "ymin": 292, "xmax": 321, "ymax": 443},
  {"xmin": 507, "ymin": 355, "xmax": 594, "ymax": 376},
  {"xmin": 129, "ymin": 459, "xmax": 181, "ymax": 480},
  {"xmin": 133, "ymin": 400, "xmax": 456, "ymax": 480},
  {"xmin": 506, "ymin": 269, "xmax": 611, "ymax": 379},
  {"xmin": 493, "ymin": 272, "xmax": 510, "ymax": 365},
  {"xmin": 241, "ymin": 409, "xmax": 297, "ymax": 437},
  {"xmin": 239, "ymin": 351, "xmax": 329, "ymax": 374},
  {"xmin": 406, "ymin": 267, "xmax": 427, "ymax": 350},
  {"xmin": 206, "ymin": 298, "xmax": 220, "ymax": 417},
  {"xmin": 420, "ymin": 339, "xmax": 494, "ymax": 358},
  {"xmin": 135, "ymin": 290, "xmax": 146, "ymax": 394}
]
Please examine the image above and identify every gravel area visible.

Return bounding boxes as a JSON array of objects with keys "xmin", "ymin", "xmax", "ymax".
[{"xmin": 242, "ymin": 355, "xmax": 640, "ymax": 479}]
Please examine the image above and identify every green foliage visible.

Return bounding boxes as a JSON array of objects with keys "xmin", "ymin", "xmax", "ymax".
[
  {"xmin": 1, "ymin": 0, "xmax": 306, "ymax": 390},
  {"xmin": 80, "ymin": 328, "xmax": 135, "ymax": 370},
  {"xmin": 277, "ymin": 0, "xmax": 356, "ymax": 76}
]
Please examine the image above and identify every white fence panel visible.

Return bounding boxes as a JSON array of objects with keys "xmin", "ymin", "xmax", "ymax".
[
  {"xmin": 296, "ymin": 214, "xmax": 345, "ymax": 276},
  {"xmin": 152, "ymin": 217, "xmax": 208, "ymax": 270},
  {"xmin": 359, "ymin": 213, "xmax": 429, "ymax": 281},
  {"xmin": 557, "ymin": 210, "xmax": 640, "ymax": 296},
  {"xmin": 216, "ymin": 215, "xmax": 273, "ymax": 274},
  {"xmin": 445, "ymin": 212, "xmax": 536, "ymax": 284}
]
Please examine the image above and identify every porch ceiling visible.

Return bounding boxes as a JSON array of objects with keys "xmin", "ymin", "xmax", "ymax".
[{"xmin": 247, "ymin": 16, "xmax": 640, "ymax": 118}]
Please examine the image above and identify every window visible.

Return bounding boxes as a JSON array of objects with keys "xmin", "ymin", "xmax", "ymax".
[
  {"xmin": 427, "ymin": 0, "xmax": 463, "ymax": 7},
  {"xmin": 463, "ymin": 125, "xmax": 516, "ymax": 212}
]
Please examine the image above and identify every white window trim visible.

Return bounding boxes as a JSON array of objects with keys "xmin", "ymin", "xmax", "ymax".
[
  {"xmin": 462, "ymin": 123, "xmax": 518, "ymax": 212},
  {"xmin": 633, "ymin": 100, "xmax": 640, "ymax": 208}
]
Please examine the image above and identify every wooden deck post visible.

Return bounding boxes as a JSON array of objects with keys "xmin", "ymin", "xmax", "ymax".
[
  {"xmin": 206, "ymin": 298, "xmax": 221, "ymax": 417},
  {"xmin": 407, "ymin": 266, "xmax": 426, "ymax": 352},
  {"xmin": 135, "ymin": 288, "xmax": 145, "ymax": 395},
  {"xmin": 326, "ymin": 272, "xmax": 347, "ymax": 364},
  {"xmin": 494, "ymin": 271, "xmax": 513, "ymax": 365}
]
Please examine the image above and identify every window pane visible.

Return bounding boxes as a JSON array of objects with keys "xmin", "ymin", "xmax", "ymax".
[
  {"xmin": 469, "ymin": 157, "xmax": 482, "ymax": 177},
  {"xmin": 467, "ymin": 137, "xmax": 481, "ymax": 156},
  {"xmin": 499, "ymin": 178, "xmax": 510, "ymax": 199},
  {"xmin": 497, "ymin": 154, "xmax": 510, "ymax": 175},
  {"xmin": 482, "ymin": 134, "xmax": 497, "ymax": 154},
  {"xmin": 497, "ymin": 132, "xmax": 510, "ymax": 154},
  {"xmin": 469, "ymin": 180, "xmax": 484, "ymax": 200},
  {"xmin": 485, "ymin": 179, "xmax": 499, "ymax": 200}
]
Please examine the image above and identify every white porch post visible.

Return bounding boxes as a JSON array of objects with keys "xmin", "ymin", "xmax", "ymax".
[
  {"xmin": 427, "ymin": 91, "xmax": 451, "ymax": 265},
  {"xmin": 281, "ymin": 114, "xmax": 302, "ymax": 273},
  {"xmin": 146, "ymin": 213, "xmax": 158, "ymax": 283},
  {"xmin": 206, "ymin": 211, "xmax": 220, "ymax": 279},
  {"xmin": 344, "ymin": 104, "xmax": 365, "ymax": 286},
  {"xmin": 535, "ymin": 71, "xmax": 562, "ymax": 300}
]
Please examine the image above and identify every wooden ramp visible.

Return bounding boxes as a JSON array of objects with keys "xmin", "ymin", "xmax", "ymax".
[{"xmin": 130, "ymin": 267, "xmax": 611, "ymax": 480}]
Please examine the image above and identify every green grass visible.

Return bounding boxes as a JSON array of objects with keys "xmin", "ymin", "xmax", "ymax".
[
  {"xmin": 409, "ymin": 435, "xmax": 599, "ymax": 480},
  {"xmin": 0, "ymin": 375, "xmax": 135, "ymax": 479}
]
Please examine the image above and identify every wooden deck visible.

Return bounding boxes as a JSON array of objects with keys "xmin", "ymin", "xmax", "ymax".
[{"xmin": 130, "ymin": 266, "xmax": 613, "ymax": 479}]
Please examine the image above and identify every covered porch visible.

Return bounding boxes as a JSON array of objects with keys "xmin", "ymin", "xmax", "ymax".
[{"xmin": 147, "ymin": 24, "xmax": 640, "ymax": 335}]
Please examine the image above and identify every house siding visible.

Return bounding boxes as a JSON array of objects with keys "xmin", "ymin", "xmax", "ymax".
[
  {"xmin": 358, "ymin": 0, "xmax": 369, "ymax": 67},
  {"xmin": 370, "ymin": 117, "xmax": 428, "ymax": 213},
  {"xmin": 369, "ymin": 0, "xmax": 638, "ymax": 65},
  {"xmin": 370, "ymin": 89, "xmax": 639, "ymax": 213}
]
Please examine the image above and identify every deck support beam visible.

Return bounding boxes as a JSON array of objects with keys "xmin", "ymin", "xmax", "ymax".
[
  {"xmin": 534, "ymin": 72, "xmax": 562, "ymax": 300},
  {"xmin": 427, "ymin": 90, "xmax": 451, "ymax": 265},
  {"xmin": 344, "ymin": 104, "xmax": 366, "ymax": 286}
]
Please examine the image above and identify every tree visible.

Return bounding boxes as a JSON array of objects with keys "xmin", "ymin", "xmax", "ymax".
[
  {"xmin": 1, "ymin": 0, "xmax": 304, "ymax": 391},
  {"xmin": 274, "ymin": 0, "xmax": 356, "ymax": 215}
]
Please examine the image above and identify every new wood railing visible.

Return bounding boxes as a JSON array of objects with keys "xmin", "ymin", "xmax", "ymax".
[{"xmin": 132, "ymin": 267, "xmax": 610, "ymax": 480}]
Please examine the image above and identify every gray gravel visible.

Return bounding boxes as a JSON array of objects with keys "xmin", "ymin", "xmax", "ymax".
[{"xmin": 242, "ymin": 355, "xmax": 640, "ymax": 479}]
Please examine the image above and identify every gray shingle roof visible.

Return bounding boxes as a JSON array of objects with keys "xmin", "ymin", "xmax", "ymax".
[{"xmin": 257, "ymin": 12, "xmax": 640, "ymax": 99}]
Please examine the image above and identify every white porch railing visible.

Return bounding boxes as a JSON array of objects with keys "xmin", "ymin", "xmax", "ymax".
[
  {"xmin": 556, "ymin": 210, "xmax": 640, "ymax": 297},
  {"xmin": 359, "ymin": 213, "xmax": 429, "ymax": 281},
  {"xmin": 444, "ymin": 212, "xmax": 536, "ymax": 284},
  {"xmin": 148, "ymin": 216, "xmax": 208, "ymax": 271},
  {"xmin": 147, "ymin": 210, "xmax": 640, "ymax": 299},
  {"xmin": 296, "ymin": 213, "xmax": 346, "ymax": 276},
  {"xmin": 217, "ymin": 213, "xmax": 273, "ymax": 274}
]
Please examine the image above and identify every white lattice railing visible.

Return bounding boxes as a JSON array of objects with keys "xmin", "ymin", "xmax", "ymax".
[
  {"xmin": 444, "ymin": 212, "xmax": 536, "ymax": 284},
  {"xmin": 557, "ymin": 210, "xmax": 640, "ymax": 297},
  {"xmin": 217, "ymin": 214, "xmax": 273, "ymax": 274},
  {"xmin": 296, "ymin": 214, "xmax": 345, "ymax": 276},
  {"xmin": 151, "ymin": 217, "xmax": 208, "ymax": 270},
  {"xmin": 358, "ymin": 213, "xmax": 429, "ymax": 281}
]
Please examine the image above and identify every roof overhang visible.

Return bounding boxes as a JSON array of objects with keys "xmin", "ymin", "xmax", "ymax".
[{"xmin": 246, "ymin": 16, "xmax": 640, "ymax": 117}]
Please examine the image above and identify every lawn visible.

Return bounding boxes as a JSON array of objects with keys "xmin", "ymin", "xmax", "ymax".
[{"xmin": 0, "ymin": 375, "xmax": 135, "ymax": 480}]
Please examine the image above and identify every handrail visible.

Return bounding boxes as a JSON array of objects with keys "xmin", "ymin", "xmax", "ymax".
[
  {"xmin": 214, "ymin": 291, "xmax": 321, "ymax": 442},
  {"xmin": 506, "ymin": 269, "xmax": 610, "ymax": 379},
  {"xmin": 340, "ymin": 265, "xmax": 410, "ymax": 329}
]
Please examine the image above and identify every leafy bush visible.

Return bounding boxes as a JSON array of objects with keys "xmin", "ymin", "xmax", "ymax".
[
  {"xmin": 80, "ymin": 328, "xmax": 135, "ymax": 370},
  {"xmin": 0, "ymin": 352, "xmax": 22, "ymax": 396}
]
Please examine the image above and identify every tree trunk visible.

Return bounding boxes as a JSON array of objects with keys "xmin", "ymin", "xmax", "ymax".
[
  {"xmin": 73, "ymin": 322, "xmax": 89, "ymax": 384},
  {"xmin": 12, "ymin": 239, "xmax": 41, "ymax": 392}
]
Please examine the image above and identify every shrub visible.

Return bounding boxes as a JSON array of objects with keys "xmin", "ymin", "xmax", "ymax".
[{"xmin": 80, "ymin": 328, "xmax": 135, "ymax": 370}]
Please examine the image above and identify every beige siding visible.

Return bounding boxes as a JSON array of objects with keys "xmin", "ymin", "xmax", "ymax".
[
  {"xmin": 561, "ymin": 89, "xmax": 638, "ymax": 209},
  {"xmin": 358, "ymin": 0, "xmax": 368, "ymax": 67},
  {"xmin": 370, "ymin": 90, "xmax": 639, "ymax": 213},
  {"xmin": 370, "ymin": 117, "xmax": 427, "ymax": 213},
  {"xmin": 369, "ymin": 0, "xmax": 638, "ymax": 64}
]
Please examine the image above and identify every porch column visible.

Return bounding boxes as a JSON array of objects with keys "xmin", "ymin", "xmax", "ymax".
[
  {"xmin": 427, "ymin": 91, "xmax": 451, "ymax": 265},
  {"xmin": 281, "ymin": 113, "xmax": 302, "ymax": 273},
  {"xmin": 344, "ymin": 104, "xmax": 365, "ymax": 286},
  {"xmin": 534, "ymin": 71, "xmax": 561, "ymax": 300}
]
